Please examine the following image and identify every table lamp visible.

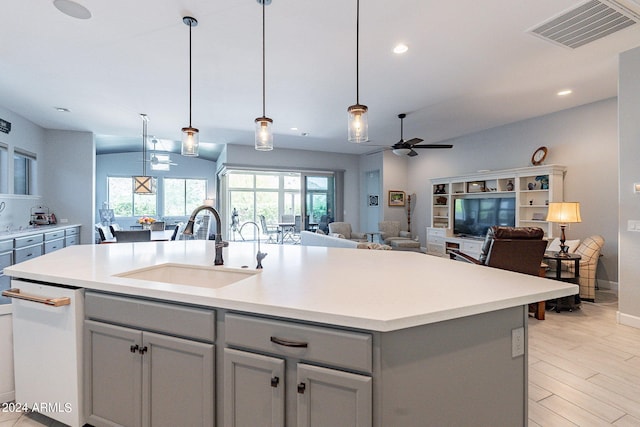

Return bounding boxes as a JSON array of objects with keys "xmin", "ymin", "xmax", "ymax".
[{"xmin": 546, "ymin": 202, "xmax": 581, "ymax": 257}]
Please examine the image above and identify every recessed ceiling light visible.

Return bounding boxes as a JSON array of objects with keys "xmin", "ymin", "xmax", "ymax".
[
  {"xmin": 557, "ymin": 89, "xmax": 572, "ymax": 96},
  {"xmin": 53, "ymin": 0, "xmax": 92, "ymax": 19},
  {"xmin": 393, "ymin": 44, "xmax": 409, "ymax": 54},
  {"xmin": 301, "ymin": 132, "xmax": 309, "ymax": 137},
  {"xmin": 54, "ymin": 107, "xmax": 71, "ymax": 112},
  {"xmin": 290, "ymin": 127, "xmax": 298, "ymax": 131}
]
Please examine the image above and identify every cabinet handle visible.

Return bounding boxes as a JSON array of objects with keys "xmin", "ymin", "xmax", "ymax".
[
  {"xmin": 1, "ymin": 288, "xmax": 70, "ymax": 307},
  {"xmin": 270, "ymin": 376, "xmax": 280, "ymax": 388},
  {"xmin": 297, "ymin": 383, "xmax": 306, "ymax": 394},
  {"xmin": 138, "ymin": 346, "xmax": 148, "ymax": 354},
  {"xmin": 130, "ymin": 345, "xmax": 139, "ymax": 353},
  {"xmin": 270, "ymin": 336, "xmax": 308, "ymax": 348}
]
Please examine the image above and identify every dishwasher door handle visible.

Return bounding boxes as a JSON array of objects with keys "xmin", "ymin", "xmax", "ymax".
[{"xmin": 1, "ymin": 288, "xmax": 71, "ymax": 307}]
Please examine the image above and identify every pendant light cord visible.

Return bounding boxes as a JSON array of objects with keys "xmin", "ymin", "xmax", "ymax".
[
  {"xmin": 356, "ymin": 0, "xmax": 360, "ymax": 104},
  {"xmin": 262, "ymin": 0, "xmax": 266, "ymax": 117},
  {"xmin": 141, "ymin": 114, "xmax": 147, "ymax": 176},
  {"xmin": 188, "ymin": 21, "xmax": 193, "ymax": 127}
]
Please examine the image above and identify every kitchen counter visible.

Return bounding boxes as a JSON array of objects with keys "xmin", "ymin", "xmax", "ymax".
[
  {"xmin": 0, "ymin": 223, "xmax": 82, "ymax": 240},
  {"xmin": 5, "ymin": 240, "xmax": 576, "ymax": 331}
]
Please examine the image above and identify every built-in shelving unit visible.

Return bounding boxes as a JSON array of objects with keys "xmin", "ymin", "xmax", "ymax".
[{"xmin": 427, "ymin": 165, "xmax": 566, "ymax": 256}]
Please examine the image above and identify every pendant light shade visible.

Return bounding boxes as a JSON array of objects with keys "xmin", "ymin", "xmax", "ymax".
[
  {"xmin": 347, "ymin": 0, "xmax": 368, "ymax": 143},
  {"xmin": 255, "ymin": 117, "xmax": 273, "ymax": 151},
  {"xmin": 133, "ymin": 114, "xmax": 155, "ymax": 195},
  {"xmin": 255, "ymin": 0, "xmax": 274, "ymax": 151},
  {"xmin": 181, "ymin": 16, "xmax": 199, "ymax": 157}
]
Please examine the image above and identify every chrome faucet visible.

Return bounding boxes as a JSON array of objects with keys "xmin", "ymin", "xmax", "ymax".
[
  {"xmin": 241, "ymin": 221, "xmax": 267, "ymax": 269},
  {"xmin": 183, "ymin": 205, "xmax": 226, "ymax": 265}
]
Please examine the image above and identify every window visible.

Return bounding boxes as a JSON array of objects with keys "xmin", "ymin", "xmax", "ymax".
[
  {"xmin": 164, "ymin": 178, "xmax": 207, "ymax": 216},
  {"xmin": 14, "ymin": 149, "xmax": 36, "ymax": 195},
  {"xmin": 108, "ymin": 176, "xmax": 157, "ymax": 217}
]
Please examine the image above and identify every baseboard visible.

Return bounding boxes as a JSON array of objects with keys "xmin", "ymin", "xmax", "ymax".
[
  {"xmin": 597, "ymin": 279, "xmax": 618, "ymax": 291},
  {"xmin": 617, "ymin": 311, "xmax": 640, "ymax": 329},
  {"xmin": 0, "ymin": 390, "xmax": 15, "ymax": 403}
]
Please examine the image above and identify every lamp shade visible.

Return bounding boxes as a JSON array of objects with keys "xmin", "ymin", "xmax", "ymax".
[
  {"xmin": 347, "ymin": 104, "xmax": 368, "ymax": 143},
  {"xmin": 255, "ymin": 117, "xmax": 273, "ymax": 151},
  {"xmin": 546, "ymin": 202, "xmax": 582, "ymax": 224},
  {"xmin": 181, "ymin": 126, "xmax": 199, "ymax": 156}
]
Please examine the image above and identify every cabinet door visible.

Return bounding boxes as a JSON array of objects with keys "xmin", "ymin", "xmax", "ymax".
[
  {"xmin": 223, "ymin": 348, "xmax": 285, "ymax": 427},
  {"xmin": 142, "ymin": 332, "xmax": 214, "ymax": 427},
  {"xmin": 297, "ymin": 363, "xmax": 371, "ymax": 427},
  {"xmin": 84, "ymin": 320, "xmax": 142, "ymax": 427}
]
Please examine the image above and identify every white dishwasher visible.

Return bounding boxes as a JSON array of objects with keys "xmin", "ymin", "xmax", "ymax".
[{"xmin": 5, "ymin": 279, "xmax": 84, "ymax": 427}]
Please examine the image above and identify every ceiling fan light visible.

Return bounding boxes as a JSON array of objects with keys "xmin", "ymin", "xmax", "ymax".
[
  {"xmin": 347, "ymin": 104, "xmax": 368, "ymax": 143},
  {"xmin": 181, "ymin": 126, "xmax": 199, "ymax": 156},
  {"xmin": 255, "ymin": 117, "xmax": 274, "ymax": 151},
  {"xmin": 392, "ymin": 148, "xmax": 411, "ymax": 156}
]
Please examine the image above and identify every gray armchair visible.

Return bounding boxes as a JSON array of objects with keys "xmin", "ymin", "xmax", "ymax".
[
  {"xmin": 328, "ymin": 222, "xmax": 367, "ymax": 242},
  {"xmin": 378, "ymin": 221, "xmax": 419, "ymax": 249}
]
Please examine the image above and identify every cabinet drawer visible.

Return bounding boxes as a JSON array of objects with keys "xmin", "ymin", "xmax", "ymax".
[
  {"xmin": 14, "ymin": 244, "xmax": 43, "ymax": 264},
  {"xmin": 44, "ymin": 238, "xmax": 65, "ymax": 254},
  {"xmin": 225, "ymin": 313, "xmax": 372, "ymax": 373},
  {"xmin": 427, "ymin": 227, "xmax": 446, "ymax": 238},
  {"xmin": 0, "ymin": 240, "xmax": 13, "ymax": 253},
  {"xmin": 14, "ymin": 234, "xmax": 43, "ymax": 249},
  {"xmin": 0, "ymin": 251, "xmax": 12, "ymax": 270},
  {"xmin": 461, "ymin": 240, "xmax": 483, "ymax": 253},
  {"xmin": 85, "ymin": 291, "xmax": 215, "ymax": 343},
  {"xmin": 65, "ymin": 227, "xmax": 79, "ymax": 236},
  {"xmin": 65, "ymin": 236, "xmax": 79, "ymax": 246},
  {"xmin": 44, "ymin": 230, "xmax": 65, "ymax": 241}
]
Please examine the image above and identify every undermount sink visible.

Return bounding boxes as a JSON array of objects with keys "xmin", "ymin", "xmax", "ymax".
[{"xmin": 115, "ymin": 263, "xmax": 260, "ymax": 289}]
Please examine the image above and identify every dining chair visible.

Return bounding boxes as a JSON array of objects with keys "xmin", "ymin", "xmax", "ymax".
[{"xmin": 113, "ymin": 229, "xmax": 151, "ymax": 242}]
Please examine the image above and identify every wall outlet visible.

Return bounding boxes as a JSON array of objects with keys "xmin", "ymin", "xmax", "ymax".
[
  {"xmin": 512, "ymin": 327, "xmax": 525, "ymax": 358},
  {"xmin": 60, "ymin": 218, "xmax": 69, "ymax": 223}
]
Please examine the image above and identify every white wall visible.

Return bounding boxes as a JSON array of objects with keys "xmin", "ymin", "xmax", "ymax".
[
  {"xmin": 382, "ymin": 151, "xmax": 410, "ymax": 227},
  {"xmin": 43, "ymin": 130, "xmax": 95, "ymax": 245},
  {"xmin": 406, "ymin": 98, "xmax": 619, "ymax": 285},
  {"xmin": 222, "ymin": 144, "xmax": 361, "ymax": 229},
  {"xmin": 618, "ymin": 46, "xmax": 640, "ymax": 327}
]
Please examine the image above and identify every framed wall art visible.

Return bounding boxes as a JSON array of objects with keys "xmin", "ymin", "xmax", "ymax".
[{"xmin": 388, "ymin": 190, "xmax": 405, "ymax": 207}]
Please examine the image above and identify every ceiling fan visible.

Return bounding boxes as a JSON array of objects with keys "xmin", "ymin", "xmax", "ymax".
[
  {"xmin": 388, "ymin": 113, "xmax": 453, "ymax": 157},
  {"xmin": 147, "ymin": 138, "xmax": 177, "ymax": 171}
]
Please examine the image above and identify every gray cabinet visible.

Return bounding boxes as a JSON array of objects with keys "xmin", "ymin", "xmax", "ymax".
[
  {"xmin": 297, "ymin": 364, "xmax": 372, "ymax": 427},
  {"xmin": 84, "ymin": 292, "xmax": 215, "ymax": 427},
  {"xmin": 223, "ymin": 348, "xmax": 285, "ymax": 427},
  {"xmin": 224, "ymin": 313, "xmax": 372, "ymax": 427}
]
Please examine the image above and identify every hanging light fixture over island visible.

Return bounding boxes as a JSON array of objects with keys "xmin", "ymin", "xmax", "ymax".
[{"xmin": 181, "ymin": 16, "xmax": 200, "ymax": 157}]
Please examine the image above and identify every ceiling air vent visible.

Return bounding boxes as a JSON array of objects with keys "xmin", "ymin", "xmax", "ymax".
[{"xmin": 529, "ymin": 0, "xmax": 638, "ymax": 48}]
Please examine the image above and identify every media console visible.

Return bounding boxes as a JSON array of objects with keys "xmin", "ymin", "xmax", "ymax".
[{"xmin": 427, "ymin": 165, "xmax": 566, "ymax": 257}]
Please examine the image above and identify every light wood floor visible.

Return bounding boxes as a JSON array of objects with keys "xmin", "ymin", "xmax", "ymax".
[
  {"xmin": 2, "ymin": 290, "xmax": 638, "ymax": 427},
  {"xmin": 529, "ymin": 290, "xmax": 640, "ymax": 426}
]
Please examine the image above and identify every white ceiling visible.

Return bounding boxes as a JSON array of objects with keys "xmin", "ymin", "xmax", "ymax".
[{"xmin": 2, "ymin": 0, "xmax": 640, "ymax": 161}]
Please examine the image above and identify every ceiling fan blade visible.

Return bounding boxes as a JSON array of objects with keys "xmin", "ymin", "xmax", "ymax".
[
  {"xmin": 405, "ymin": 137, "xmax": 424, "ymax": 146},
  {"xmin": 413, "ymin": 144, "xmax": 453, "ymax": 149},
  {"xmin": 408, "ymin": 149, "xmax": 419, "ymax": 157}
]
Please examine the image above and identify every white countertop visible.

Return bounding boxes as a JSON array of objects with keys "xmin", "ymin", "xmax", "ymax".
[
  {"xmin": 0, "ymin": 224, "xmax": 81, "ymax": 240},
  {"xmin": 4, "ymin": 241, "xmax": 577, "ymax": 332}
]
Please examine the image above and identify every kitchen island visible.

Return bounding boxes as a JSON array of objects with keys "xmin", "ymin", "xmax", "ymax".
[{"xmin": 5, "ymin": 240, "xmax": 577, "ymax": 426}]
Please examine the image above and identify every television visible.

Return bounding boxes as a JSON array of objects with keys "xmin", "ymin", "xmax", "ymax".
[{"xmin": 454, "ymin": 197, "xmax": 516, "ymax": 238}]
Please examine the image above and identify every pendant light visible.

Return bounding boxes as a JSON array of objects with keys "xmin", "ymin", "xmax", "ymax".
[
  {"xmin": 347, "ymin": 0, "xmax": 368, "ymax": 143},
  {"xmin": 133, "ymin": 114, "xmax": 155, "ymax": 194},
  {"xmin": 255, "ymin": 0, "xmax": 273, "ymax": 151},
  {"xmin": 181, "ymin": 16, "xmax": 199, "ymax": 157}
]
